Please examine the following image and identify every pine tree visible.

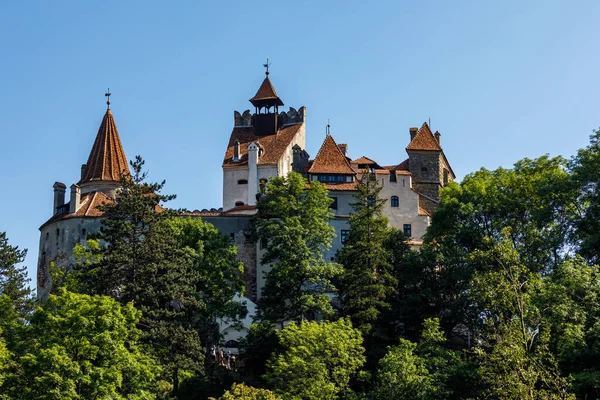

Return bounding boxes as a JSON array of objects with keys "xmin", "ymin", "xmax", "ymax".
[
  {"xmin": 337, "ymin": 172, "xmax": 397, "ymax": 336},
  {"xmin": 0, "ymin": 232, "xmax": 33, "ymax": 316},
  {"xmin": 76, "ymin": 156, "xmax": 204, "ymax": 395}
]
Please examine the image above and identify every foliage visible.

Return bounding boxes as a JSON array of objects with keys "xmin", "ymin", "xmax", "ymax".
[
  {"xmin": 372, "ymin": 318, "xmax": 478, "ymax": 400},
  {"xmin": 211, "ymin": 383, "xmax": 280, "ymax": 400},
  {"xmin": 265, "ymin": 318, "xmax": 365, "ymax": 400},
  {"xmin": 542, "ymin": 257, "xmax": 600, "ymax": 398},
  {"xmin": 470, "ymin": 236, "xmax": 574, "ymax": 399},
  {"xmin": 254, "ymin": 171, "xmax": 341, "ymax": 322},
  {"xmin": 75, "ymin": 156, "xmax": 205, "ymax": 394},
  {"xmin": 570, "ymin": 128, "xmax": 600, "ymax": 263},
  {"xmin": 168, "ymin": 217, "xmax": 246, "ymax": 345},
  {"xmin": 337, "ymin": 172, "xmax": 396, "ymax": 336},
  {"xmin": 15, "ymin": 289, "xmax": 159, "ymax": 399},
  {"xmin": 0, "ymin": 232, "xmax": 33, "ymax": 316},
  {"xmin": 239, "ymin": 321, "xmax": 281, "ymax": 385}
]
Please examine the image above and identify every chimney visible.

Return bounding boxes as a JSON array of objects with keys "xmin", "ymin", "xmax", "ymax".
[
  {"xmin": 247, "ymin": 142, "xmax": 259, "ymax": 206},
  {"xmin": 233, "ymin": 140, "xmax": 240, "ymax": 162},
  {"xmin": 409, "ymin": 127, "xmax": 418, "ymax": 141},
  {"xmin": 53, "ymin": 182, "xmax": 66, "ymax": 215},
  {"xmin": 69, "ymin": 184, "xmax": 81, "ymax": 214},
  {"xmin": 338, "ymin": 144, "xmax": 348, "ymax": 156},
  {"xmin": 434, "ymin": 131, "xmax": 441, "ymax": 144},
  {"xmin": 81, "ymin": 164, "xmax": 87, "ymax": 180}
]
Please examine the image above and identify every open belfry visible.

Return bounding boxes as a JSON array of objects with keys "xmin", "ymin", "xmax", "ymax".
[{"xmin": 37, "ymin": 67, "xmax": 454, "ymax": 339}]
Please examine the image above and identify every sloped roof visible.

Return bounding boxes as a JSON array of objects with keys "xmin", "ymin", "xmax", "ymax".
[
  {"xmin": 406, "ymin": 122, "xmax": 442, "ymax": 151},
  {"xmin": 384, "ymin": 158, "xmax": 410, "ymax": 171},
  {"xmin": 308, "ymin": 135, "xmax": 356, "ymax": 175},
  {"xmin": 40, "ymin": 191, "xmax": 113, "ymax": 229},
  {"xmin": 80, "ymin": 110, "xmax": 129, "ymax": 184},
  {"xmin": 222, "ymin": 123, "xmax": 303, "ymax": 167},
  {"xmin": 249, "ymin": 76, "xmax": 284, "ymax": 106}
]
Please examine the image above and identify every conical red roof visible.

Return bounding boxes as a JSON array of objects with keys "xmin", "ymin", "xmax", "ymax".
[
  {"xmin": 406, "ymin": 122, "xmax": 442, "ymax": 151},
  {"xmin": 249, "ymin": 76, "xmax": 284, "ymax": 106},
  {"xmin": 80, "ymin": 110, "xmax": 129, "ymax": 183},
  {"xmin": 309, "ymin": 135, "xmax": 356, "ymax": 174}
]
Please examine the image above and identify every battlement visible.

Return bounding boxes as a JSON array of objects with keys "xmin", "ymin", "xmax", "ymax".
[{"xmin": 233, "ymin": 106, "xmax": 306, "ymax": 128}]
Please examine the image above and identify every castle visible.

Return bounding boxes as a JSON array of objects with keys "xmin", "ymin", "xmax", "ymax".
[{"xmin": 37, "ymin": 69, "xmax": 454, "ymax": 343}]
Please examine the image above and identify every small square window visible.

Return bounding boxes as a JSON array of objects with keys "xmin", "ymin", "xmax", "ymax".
[
  {"xmin": 341, "ymin": 230, "xmax": 350, "ymax": 243},
  {"xmin": 330, "ymin": 197, "xmax": 338, "ymax": 210}
]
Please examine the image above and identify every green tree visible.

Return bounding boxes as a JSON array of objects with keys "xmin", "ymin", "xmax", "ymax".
[
  {"xmin": 239, "ymin": 321, "xmax": 281, "ymax": 386},
  {"xmin": 422, "ymin": 156, "xmax": 576, "ymax": 334},
  {"xmin": 16, "ymin": 289, "xmax": 159, "ymax": 400},
  {"xmin": 211, "ymin": 383, "xmax": 280, "ymax": 400},
  {"xmin": 254, "ymin": 171, "xmax": 341, "ymax": 322},
  {"xmin": 372, "ymin": 339, "xmax": 430, "ymax": 400},
  {"xmin": 470, "ymin": 236, "xmax": 574, "ymax": 399},
  {"xmin": 265, "ymin": 318, "xmax": 365, "ymax": 400},
  {"xmin": 337, "ymin": 172, "xmax": 397, "ymax": 336},
  {"xmin": 0, "ymin": 325, "xmax": 14, "ymax": 400},
  {"xmin": 0, "ymin": 232, "xmax": 33, "ymax": 316},
  {"xmin": 372, "ymin": 318, "xmax": 478, "ymax": 400},
  {"xmin": 168, "ymin": 217, "xmax": 246, "ymax": 345},
  {"xmin": 76, "ymin": 156, "xmax": 205, "ymax": 395},
  {"xmin": 542, "ymin": 257, "xmax": 600, "ymax": 398},
  {"xmin": 570, "ymin": 128, "xmax": 600, "ymax": 263}
]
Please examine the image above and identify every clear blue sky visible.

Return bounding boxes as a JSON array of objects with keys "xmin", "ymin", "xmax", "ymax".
[{"xmin": 1, "ymin": 1, "xmax": 599, "ymax": 290}]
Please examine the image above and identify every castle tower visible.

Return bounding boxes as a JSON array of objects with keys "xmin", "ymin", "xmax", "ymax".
[
  {"xmin": 405, "ymin": 122, "xmax": 455, "ymax": 214},
  {"xmin": 222, "ymin": 68, "xmax": 307, "ymax": 211},
  {"xmin": 37, "ymin": 98, "xmax": 130, "ymax": 301},
  {"xmin": 78, "ymin": 107, "xmax": 130, "ymax": 197}
]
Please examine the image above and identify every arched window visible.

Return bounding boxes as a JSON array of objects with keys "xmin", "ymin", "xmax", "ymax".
[
  {"xmin": 235, "ymin": 201, "xmax": 244, "ymax": 207},
  {"xmin": 238, "ymin": 179, "xmax": 248, "ymax": 185},
  {"xmin": 391, "ymin": 196, "xmax": 399, "ymax": 207}
]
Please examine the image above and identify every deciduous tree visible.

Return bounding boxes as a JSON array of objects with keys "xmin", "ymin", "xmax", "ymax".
[
  {"xmin": 265, "ymin": 318, "xmax": 365, "ymax": 400},
  {"xmin": 254, "ymin": 171, "xmax": 341, "ymax": 322}
]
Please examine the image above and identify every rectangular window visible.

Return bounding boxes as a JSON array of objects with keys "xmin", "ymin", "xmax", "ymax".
[
  {"xmin": 330, "ymin": 197, "xmax": 338, "ymax": 210},
  {"xmin": 328, "ymin": 175, "xmax": 336, "ymax": 182},
  {"xmin": 318, "ymin": 175, "xmax": 327, "ymax": 182},
  {"xmin": 390, "ymin": 171, "xmax": 397, "ymax": 182},
  {"xmin": 341, "ymin": 230, "xmax": 350, "ymax": 243},
  {"xmin": 403, "ymin": 224, "xmax": 412, "ymax": 237},
  {"xmin": 81, "ymin": 228, "xmax": 86, "ymax": 238},
  {"xmin": 337, "ymin": 175, "xmax": 345, "ymax": 182},
  {"xmin": 260, "ymin": 238, "xmax": 268, "ymax": 250}
]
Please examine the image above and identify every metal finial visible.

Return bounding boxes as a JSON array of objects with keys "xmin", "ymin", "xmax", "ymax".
[
  {"xmin": 263, "ymin": 58, "xmax": 271, "ymax": 76},
  {"xmin": 105, "ymin": 88, "xmax": 111, "ymax": 110},
  {"xmin": 326, "ymin": 119, "xmax": 331, "ymax": 136}
]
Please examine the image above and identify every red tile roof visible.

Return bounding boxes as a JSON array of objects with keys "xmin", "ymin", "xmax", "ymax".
[
  {"xmin": 80, "ymin": 110, "xmax": 129, "ymax": 184},
  {"xmin": 40, "ymin": 191, "xmax": 113, "ymax": 229},
  {"xmin": 249, "ymin": 77, "xmax": 284, "ymax": 106},
  {"xmin": 384, "ymin": 158, "xmax": 410, "ymax": 171},
  {"xmin": 308, "ymin": 135, "xmax": 356, "ymax": 175},
  {"xmin": 222, "ymin": 123, "xmax": 303, "ymax": 167},
  {"xmin": 324, "ymin": 182, "xmax": 358, "ymax": 191},
  {"xmin": 352, "ymin": 156, "xmax": 378, "ymax": 165},
  {"xmin": 418, "ymin": 207, "xmax": 431, "ymax": 216},
  {"xmin": 406, "ymin": 122, "xmax": 442, "ymax": 151}
]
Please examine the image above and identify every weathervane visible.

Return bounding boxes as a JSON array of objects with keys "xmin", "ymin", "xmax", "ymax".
[
  {"xmin": 326, "ymin": 119, "xmax": 331, "ymax": 136},
  {"xmin": 263, "ymin": 58, "xmax": 271, "ymax": 76},
  {"xmin": 105, "ymin": 88, "xmax": 111, "ymax": 110}
]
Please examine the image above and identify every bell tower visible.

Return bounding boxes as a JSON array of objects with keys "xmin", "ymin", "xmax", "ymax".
[{"xmin": 249, "ymin": 60, "xmax": 284, "ymax": 136}]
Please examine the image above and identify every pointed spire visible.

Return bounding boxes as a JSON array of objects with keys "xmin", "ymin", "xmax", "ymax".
[
  {"xmin": 80, "ymin": 99, "xmax": 129, "ymax": 184},
  {"xmin": 308, "ymin": 134, "xmax": 355, "ymax": 175},
  {"xmin": 406, "ymin": 122, "xmax": 442, "ymax": 151},
  {"xmin": 250, "ymin": 61, "xmax": 284, "ymax": 108}
]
